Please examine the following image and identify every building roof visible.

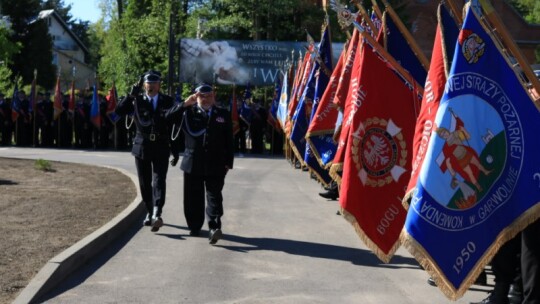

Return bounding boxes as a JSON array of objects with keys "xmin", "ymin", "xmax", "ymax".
[{"xmin": 37, "ymin": 9, "xmax": 89, "ymax": 54}]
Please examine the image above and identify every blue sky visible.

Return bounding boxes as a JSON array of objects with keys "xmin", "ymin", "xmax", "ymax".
[{"xmin": 68, "ymin": 0, "xmax": 101, "ymax": 23}]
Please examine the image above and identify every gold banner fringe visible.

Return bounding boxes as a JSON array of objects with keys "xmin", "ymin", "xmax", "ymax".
[
  {"xmin": 329, "ymin": 162, "xmax": 343, "ymax": 185},
  {"xmin": 340, "ymin": 208, "xmax": 401, "ymax": 264},
  {"xmin": 401, "ymin": 188, "xmax": 414, "ymax": 210},
  {"xmin": 289, "ymin": 140, "xmax": 307, "ymax": 167},
  {"xmin": 400, "ymin": 201, "xmax": 540, "ymax": 300},
  {"xmin": 305, "ymin": 164, "xmax": 332, "ymax": 188}
]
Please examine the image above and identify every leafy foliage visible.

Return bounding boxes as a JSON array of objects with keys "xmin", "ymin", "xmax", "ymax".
[
  {"xmin": 1, "ymin": 0, "xmax": 55, "ymax": 88},
  {"xmin": 509, "ymin": 0, "xmax": 540, "ymax": 63},
  {"xmin": 510, "ymin": 0, "xmax": 540, "ymax": 23},
  {"xmin": 34, "ymin": 159, "xmax": 53, "ymax": 172},
  {"xmin": 0, "ymin": 17, "xmax": 20, "ymax": 94}
]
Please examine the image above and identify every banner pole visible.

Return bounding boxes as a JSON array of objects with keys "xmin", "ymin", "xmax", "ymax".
[
  {"xmin": 478, "ymin": 0, "xmax": 540, "ymax": 104},
  {"xmin": 369, "ymin": 0, "xmax": 383, "ymax": 20},
  {"xmin": 380, "ymin": 0, "xmax": 430, "ymax": 72},
  {"xmin": 445, "ymin": 0, "xmax": 463, "ymax": 25},
  {"xmin": 32, "ymin": 69, "xmax": 37, "ymax": 147},
  {"xmin": 350, "ymin": 0, "xmax": 377, "ymax": 35},
  {"xmin": 352, "ymin": 21, "xmax": 424, "ymax": 96}
]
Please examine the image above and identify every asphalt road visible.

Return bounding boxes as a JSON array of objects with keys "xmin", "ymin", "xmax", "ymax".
[{"xmin": 1, "ymin": 147, "xmax": 491, "ymax": 304}]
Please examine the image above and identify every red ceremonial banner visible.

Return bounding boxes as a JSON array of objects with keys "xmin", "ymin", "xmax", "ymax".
[
  {"xmin": 306, "ymin": 41, "xmax": 345, "ymax": 137},
  {"xmin": 329, "ymin": 33, "xmax": 363, "ymax": 182},
  {"xmin": 53, "ymin": 76, "xmax": 63, "ymax": 120},
  {"xmin": 333, "ymin": 28, "xmax": 359, "ymax": 111},
  {"xmin": 340, "ymin": 40, "xmax": 418, "ymax": 262},
  {"xmin": 405, "ymin": 4, "xmax": 459, "ymax": 203}
]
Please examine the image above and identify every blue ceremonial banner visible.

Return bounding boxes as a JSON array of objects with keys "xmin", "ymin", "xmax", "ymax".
[
  {"xmin": 11, "ymin": 83, "xmax": 20, "ymax": 122},
  {"xmin": 239, "ymin": 84, "xmax": 253, "ymax": 125},
  {"xmin": 90, "ymin": 85, "xmax": 101, "ymax": 129},
  {"xmin": 290, "ymin": 31, "xmax": 321, "ymax": 164},
  {"xmin": 383, "ymin": 11, "xmax": 427, "ymax": 87},
  {"xmin": 403, "ymin": 5, "xmax": 540, "ymax": 300},
  {"xmin": 303, "ymin": 24, "xmax": 333, "ymax": 185},
  {"xmin": 289, "ymin": 63, "xmax": 315, "ymax": 163},
  {"xmin": 267, "ymin": 78, "xmax": 281, "ymax": 131},
  {"xmin": 276, "ymin": 70, "xmax": 289, "ymax": 129}
]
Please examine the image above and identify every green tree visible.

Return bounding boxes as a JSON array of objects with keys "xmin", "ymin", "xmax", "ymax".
[
  {"xmin": 41, "ymin": 0, "xmax": 73, "ymax": 22},
  {"xmin": 0, "ymin": 17, "xmax": 21, "ymax": 94},
  {"xmin": 0, "ymin": 17, "xmax": 20, "ymax": 64},
  {"xmin": 184, "ymin": 0, "xmax": 344, "ymax": 42},
  {"xmin": 97, "ymin": 0, "xmax": 176, "ymax": 95},
  {"xmin": 2, "ymin": 0, "xmax": 55, "ymax": 89},
  {"xmin": 510, "ymin": 0, "xmax": 540, "ymax": 23},
  {"xmin": 510, "ymin": 0, "xmax": 540, "ymax": 63}
]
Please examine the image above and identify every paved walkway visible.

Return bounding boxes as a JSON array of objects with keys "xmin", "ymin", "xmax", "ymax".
[{"xmin": 1, "ymin": 148, "xmax": 490, "ymax": 303}]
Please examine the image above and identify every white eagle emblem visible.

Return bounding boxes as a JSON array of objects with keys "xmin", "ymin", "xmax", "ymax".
[
  {"xmin": 352, "ymin": 117, "xmax": 408, "ymax": 187},
  {"xmin": 364, "ymin": 134, "xmax": 390, "ymax": 168}
]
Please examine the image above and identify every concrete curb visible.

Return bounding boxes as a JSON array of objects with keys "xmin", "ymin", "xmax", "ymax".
[{"xmin": 13, "ymin": 165, "xmax": 143, "ymax": 304}]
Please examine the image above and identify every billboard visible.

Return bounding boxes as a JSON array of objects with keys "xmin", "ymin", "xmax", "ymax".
[{"xmin": 179, "ymin": 38, "xmax": 344, "ymax": 86}]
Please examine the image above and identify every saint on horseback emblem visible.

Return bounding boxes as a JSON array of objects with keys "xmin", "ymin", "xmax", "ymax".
[{"xmin": 435, "ymin": 109, "xmax": 495, "ymax": 210}]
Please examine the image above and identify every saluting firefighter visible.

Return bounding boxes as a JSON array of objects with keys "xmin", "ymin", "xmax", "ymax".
[
  {"xmin": 115, "ymin": 70, "xmax": 178, "ymax": 232},
  {"xmin": 166, "ymin": 84, "xmax": 234, "ymax": 244}
]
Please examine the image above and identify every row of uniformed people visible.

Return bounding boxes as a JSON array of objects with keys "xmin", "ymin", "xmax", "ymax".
[{"xmin": 0, "ymin": 90, "xmax": 136, "ymax": 149}]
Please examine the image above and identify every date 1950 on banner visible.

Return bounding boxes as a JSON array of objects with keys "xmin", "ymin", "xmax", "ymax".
[{"xmin": 453, "ymin": 241, "xmax": 476, "ymax": 274}]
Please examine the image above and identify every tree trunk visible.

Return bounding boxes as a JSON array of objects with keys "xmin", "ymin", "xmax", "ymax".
[{"xmin": 117, "ymin": 0, "xmax": 123, "ymax": 19}]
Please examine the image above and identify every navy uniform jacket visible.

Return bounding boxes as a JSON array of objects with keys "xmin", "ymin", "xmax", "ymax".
[
  {"xmin": 115, "ymin": 93, "xmax": 175, "ymax": 160},
  {"xmin": 0, "ymin": 99, "xmax": 11, "ymax": 126},
  {"xmin": 166, "ymin": 103, "xmax": 234, "ymax": 176}
]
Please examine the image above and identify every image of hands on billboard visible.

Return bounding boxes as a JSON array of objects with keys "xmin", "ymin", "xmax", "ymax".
[
  {"xmin": 179, "ymin": 38, "xmax": 344, "ymax": 86},
  {"xmin": 180, "ymin": 39, "xmax": 250, "ymax": 85}
]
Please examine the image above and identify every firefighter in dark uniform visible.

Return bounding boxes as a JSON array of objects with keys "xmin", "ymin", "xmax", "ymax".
[
  {"xmin": 115, "ymin": 71, "xmax": 177, "ymax": 232},
  {"xmin": 74, "ymin": 93, "xmax": 87, "ymax": 148},
  {"xmin": 0, "ymin": 93, "xmax": 13, "ymax": 146},
  {"xmin": 166, "ymin": 84, "xmax": 234, "ymax": 244},
  {"xmin": 35, "ymin": 92, "xmax": 54, "ymax": 147},
  {"xmin": 39, "ymin": 92, "xmax": 55, "ymax": 147},
  {"xmin": 14, "ymin": 90, "xmax": 31, "ymax": 146}
]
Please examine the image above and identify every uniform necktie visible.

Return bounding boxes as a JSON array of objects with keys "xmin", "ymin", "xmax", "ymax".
[{"xmin": 148, "ymin": 96, "xmax": 156, "ymax": 110}]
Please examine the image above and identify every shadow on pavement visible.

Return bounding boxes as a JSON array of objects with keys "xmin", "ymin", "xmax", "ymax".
[
  {"xmin": 218, "ymin": 234, "xmax": 420, "ymax": 269},
  {"xmin": 0, "ymin": 179, "xmax": 18, "ymax": 185}
]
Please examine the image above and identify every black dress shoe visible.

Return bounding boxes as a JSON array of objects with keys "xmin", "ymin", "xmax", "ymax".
[
  {"xmin": 189, "ymin": 230, "xmax": 200, "ymax": 236},
  {"xmin": 427, "ymin": 277, "xmax": 437, "ymax": 286},
  {"xmin": 472, "ymin": 270, "xmax": 487, "ymax": 286},
  {"xmin": 319, "ymin": 189, "xmax": 338, "ymax": 200},
  {"xmin": 470, "ymin": 293, "xmax": 509, "ymax": 304},
  {"xmin": 143, "ymin": 214, "xmax": 152, "ymax": 226},
  {"xmin": 151, "ymin": 217, "xmax": 163, "ymax": 232},
  {"xmin": 209, "ymin": 228, "xmax": 222, "ymax": 244},
  {"xmin": 508, "ymin": 283, "xmax": 523, "ymax": 304}
]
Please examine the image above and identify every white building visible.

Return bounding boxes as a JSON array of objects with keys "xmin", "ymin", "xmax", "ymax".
[{"xmin": 38, "ymin": 9, "xmax": 95, "ymax": 91}]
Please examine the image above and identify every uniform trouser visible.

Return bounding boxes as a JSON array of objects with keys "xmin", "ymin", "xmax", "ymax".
[
  {"xmin": 183, "ymin": 172, "xmax": 225, "ymax": 232},
  {"xmin": 490, "ymin": 233, "xmax": 521, "ymax": 301},
  {"xmin": 522, "ymin": 218, "xmax": 540, "ymax": 304},
  {"xmin": 0, "ymin": 125, "xmax": 12, "ymax": 145},
  {"xmin": 135, "ymin": 155, "xmax": 169, "ymax": 217}
]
